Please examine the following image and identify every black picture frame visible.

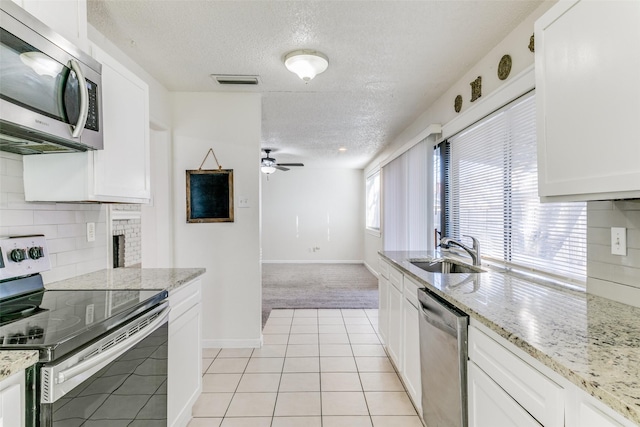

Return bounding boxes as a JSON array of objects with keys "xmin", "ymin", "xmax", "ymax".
[{"xmin": 186, "ymin": 169, "xmax": 234, "ymax": 223}]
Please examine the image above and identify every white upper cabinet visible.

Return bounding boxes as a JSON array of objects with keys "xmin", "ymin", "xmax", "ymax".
[
  {"xmin": 13, "ymin": 0, "xmax": 88, "ymax": 50},
  {"xmin": 89, "ymin": 44, "xmax": 150, "ymax": 201},
  {"xmin": 535, "ymin": 0, "xmax": 640, "ymax": 202},
  {"xmin": 24, "ymin": 43, "xmax": 151, "ymax": 203}
]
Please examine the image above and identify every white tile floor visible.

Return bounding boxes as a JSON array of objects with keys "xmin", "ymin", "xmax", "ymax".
[{"xmin": 190, "ymin": 308, "xmax": 423, "ymax": 427}]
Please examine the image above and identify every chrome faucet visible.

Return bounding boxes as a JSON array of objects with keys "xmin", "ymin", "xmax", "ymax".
[{"xmin": 440, "ymin": 235, "xmax": 481, "ymax": 266}]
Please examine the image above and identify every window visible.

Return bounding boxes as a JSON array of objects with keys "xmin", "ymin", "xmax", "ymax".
[
  {"xmin": 438, "ymin": 92, "xmax": 587, "ymax": 281},
  {"xmin": 366, "ymin": 170, "xmax": 380, "ymax": 232}
]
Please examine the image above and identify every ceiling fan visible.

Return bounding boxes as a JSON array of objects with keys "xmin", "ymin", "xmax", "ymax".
[{"xmin": 261, "ymin": 149, "xmax": 304, "ymax": 174}]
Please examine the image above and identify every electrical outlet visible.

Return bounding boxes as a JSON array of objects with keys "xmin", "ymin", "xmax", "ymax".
[
  {"xmin": 611, "ymin": 227, "xmax": 627, "ymax": 256},
  {"xmin": 87, "ymin": 222, "xmax": 96, "ymax": 242}
]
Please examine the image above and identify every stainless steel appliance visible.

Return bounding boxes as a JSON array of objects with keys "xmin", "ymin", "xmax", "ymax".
[
  {"xmin": 0, "ymin": 1, "xmax": 103, "ymax": 155},
  {"xmin": 0, "ymin": 235, "xmax": 169, "ymax": 426},
  {"xmin": 418, "ymin": 287, "xmax": 469, "ymax": 427}
]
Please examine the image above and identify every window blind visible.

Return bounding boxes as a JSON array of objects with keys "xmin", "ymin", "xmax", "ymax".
[
  {"xmin": 447, "ymin": 92, "xmax": 586, "ymax": 281},
  {"xmin": 383, "ymin": 140, "xmax": 430, "ymax": 251}
]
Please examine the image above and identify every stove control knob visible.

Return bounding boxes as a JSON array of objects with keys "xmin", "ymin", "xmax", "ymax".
[
  {"xmin": 10, "ymin": 248, "xmax": 26, "ymax": 262},
  {"xmin": 28, "ymin": 247, "xmax": 44, "ymax": 260}
]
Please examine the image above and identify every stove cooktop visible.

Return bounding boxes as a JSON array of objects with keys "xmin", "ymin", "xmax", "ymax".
[{"xmin": 0, "ymin": 287, "xmax": 167, "ymax": 362}]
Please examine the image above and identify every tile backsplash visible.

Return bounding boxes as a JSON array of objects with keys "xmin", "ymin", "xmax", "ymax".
[
  {"xmin": 0, "ymin": 152, "xmax": 108, "ymax": 284},
  {"xmin": 587, "ymin": 200, "xmax": 640, "ymax": 306}
]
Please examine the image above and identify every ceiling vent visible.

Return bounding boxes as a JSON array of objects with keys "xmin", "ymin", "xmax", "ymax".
[{"xmin": 210, "ymin": 74, "xmax": 260, "ymax": 85}]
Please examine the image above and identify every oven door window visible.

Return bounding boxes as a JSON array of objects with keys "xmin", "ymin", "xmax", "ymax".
[
  {"xmin": 42, "ymin": 323, "xmax": 168, "ymax": 426},
  {"xmin": 0, "ymin": 28, "xmax": 81, "ymax": 126}
]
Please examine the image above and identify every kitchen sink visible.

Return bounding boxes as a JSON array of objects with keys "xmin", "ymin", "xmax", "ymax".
[{"xmin": 410, "ymin": 259, "xmax": 485, "ymax": 274}]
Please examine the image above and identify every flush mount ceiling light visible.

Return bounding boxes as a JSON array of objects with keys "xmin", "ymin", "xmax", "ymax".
[{"xmin": 284, "ymin": 50, "xmax": 329, "ymax": 82}]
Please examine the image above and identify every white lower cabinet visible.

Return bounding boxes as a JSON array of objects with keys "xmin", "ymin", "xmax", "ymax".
[
  {"xmin": 387, "ymin": 283, "xmax": 403, "ymax": 369},
  {"xmin": 0, "ymin": 371, "xmax": 24, "ymax": 427},
  {"xmin": 566, "ymin": 386, "xmax": 636, "ymax": 427},
  {"xmin": 468, "ymin": 362, "xmax": 541, "ymax": 427},
  {"xmin": 168, "ymin": 279, "xmax": 202, "ymax": 427},
  {"xmin": 378, "ymin": 258, "xmax": 422, "ymax": 414},
  {"xmin": 378, "ymin": 275, "xmax": 389, "ymax": 344},
  {"xmin": 469, "ymin": 321, "xmax": 637, "ymax": 427},
  {"xmin": 401, "ymin": 296, "xmax": 421, "ymax": 414}
]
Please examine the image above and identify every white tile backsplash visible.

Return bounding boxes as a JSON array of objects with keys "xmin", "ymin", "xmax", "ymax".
[
  {"xmin": 587, "ymin": 200, "xmax": 640, "ymax": 306},
  {"xmin": 0, "ymin": 152, "xmax": 108, "ymax": 284}
]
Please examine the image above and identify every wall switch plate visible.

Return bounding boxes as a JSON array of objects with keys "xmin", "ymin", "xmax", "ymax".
[
  {"xmin": 611, "ymin": 227, "xmax": 627, "ymax": 256},
  {"xmin": 238, "ymin": 196, "xmax": 250, "ymax": 208},
  {"xmin": 87, "ymin": 222, "xmax": 96, "ymax": 242}
]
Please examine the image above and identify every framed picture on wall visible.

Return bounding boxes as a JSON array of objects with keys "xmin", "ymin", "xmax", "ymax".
[{"xmin": 186, "ymin": 169, "xmax": 234, "ymax": 223}]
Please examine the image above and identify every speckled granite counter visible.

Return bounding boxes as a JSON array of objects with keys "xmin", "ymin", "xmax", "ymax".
[
  {"xmin": 381, "ymin": 251, "xmax": 640, "ymax": 425},
  {"xmin": 0, "ymin": 351, "xmax": 38, "ymax": 381},
  {"xmin": 44, "ymin": 267, "xmax": 206, "ymax": 291}
]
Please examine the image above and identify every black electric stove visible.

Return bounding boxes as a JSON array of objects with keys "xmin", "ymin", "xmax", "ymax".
[
  {"xmin": 0, "ymin": 235, "xmax": 167, "ymax": 362},
  {"xmin": 0, "ymin": 235, "xmax": 171, "ymax": 427},
  {"xmin": 0, "ymin": 279, "xmax": 167, "ymax": 362}
]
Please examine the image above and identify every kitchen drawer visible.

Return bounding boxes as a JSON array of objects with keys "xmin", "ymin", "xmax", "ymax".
[
  {"xmin": 169, "ymin": 279, "xmax": 201, "ymax": 322},
  {"xmin": 403, "ymin": 275, "xmax": 421, "ymax": 309},
  {"xmin": 468, "ymin": 325, "xmax": 564, "ymax": 427},
  {"xmin": 378, "ymin": 257, "xmax": 389, "ymax": 279},
  {"xmin": 388, "ymin": 265, "xmax": 403, "ymax": 292}
]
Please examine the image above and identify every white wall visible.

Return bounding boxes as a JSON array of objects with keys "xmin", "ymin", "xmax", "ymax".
[
  {"xmin": 363, "ymin": 2, "xmax": 555, "ymax": 274},
  {"xmin": 0, "ymin": 152, "xmax": 108, "ymax": 284},
  {"xmin": 171, "ymin": 92, "xmax": 262, "ymax": 348},
  {"xmin": 141, "ymin": 129, "xmax": 174, "ymax": 268},
  {"xmin": 262, "ymin": 168, "xmax": 364, "ymax": 263}
]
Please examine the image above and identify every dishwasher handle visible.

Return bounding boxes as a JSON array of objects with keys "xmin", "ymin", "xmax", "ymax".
[{"xmin": 420, "ymin": 303, "xmax": 458, "ymax": 337}]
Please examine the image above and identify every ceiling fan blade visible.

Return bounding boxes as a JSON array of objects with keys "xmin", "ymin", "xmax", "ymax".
[
  {"xmin": 274, "ymin": 165, "xmax": 290, "ymax": 171},
  {"xmin": 277, "ymin": 163, "xmax": 304, "ymax": 167}
]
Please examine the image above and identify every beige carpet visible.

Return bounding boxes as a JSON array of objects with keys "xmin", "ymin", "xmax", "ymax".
[{"xmin": 262, "ymin": 263, "xmax": 378, "ymax": 326}]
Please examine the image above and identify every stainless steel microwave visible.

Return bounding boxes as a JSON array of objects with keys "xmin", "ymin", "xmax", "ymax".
[{"xmin": 0, "ymin": 1, "xmax": 102, "ymax": 155}]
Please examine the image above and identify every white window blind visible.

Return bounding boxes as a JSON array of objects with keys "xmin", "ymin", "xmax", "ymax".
[
  {"xmin": 383, "ymin": 140, "xmax": 430, "ymax": 251},
  {"xmin": 447, "ymin": 92, "xmax": 586, "ymax": 281}
]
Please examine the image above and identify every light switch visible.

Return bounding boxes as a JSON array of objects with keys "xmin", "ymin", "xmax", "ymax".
[
  {"xmin": 238, "ymin": 196, "xmax": 250, "ymax": 208},
  {"xmin": 611, "ymin": 227, "xmax": 627, "ymax": 256}
]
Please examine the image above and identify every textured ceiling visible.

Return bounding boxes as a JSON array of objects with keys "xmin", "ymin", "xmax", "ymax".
[{"xmin": 87, "ymin": 0, "xmax": 542, "ymax": 168}]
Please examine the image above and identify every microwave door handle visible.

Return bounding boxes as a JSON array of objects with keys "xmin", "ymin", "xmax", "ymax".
[{"xmin": 68, "ymin": 59, "xmax": 89, "ymax": 138}]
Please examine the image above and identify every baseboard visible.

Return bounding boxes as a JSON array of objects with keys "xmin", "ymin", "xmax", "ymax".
[
  {"xmin": 364, "ymin": 261, "xmax": 379, "ymax": 277},
  {"xmin": 170, "ymin": 385, "xmax": 201, "ymax": 427},
  {"xmin": 202, "ymin": 338, "xmax": 262, "ymax": 348},
  {"xmin": 262, "ymin": 260, "xmax": 364, "ymax": 264}
]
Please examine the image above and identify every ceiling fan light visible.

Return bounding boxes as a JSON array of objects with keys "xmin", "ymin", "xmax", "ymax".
[
  {"xmin": 261, "ymin": 165, "xmax": 276, "ymax": 174},
  {"xmin": 284, "ymin": 50, "xmax": 328, "ymax": 82}
]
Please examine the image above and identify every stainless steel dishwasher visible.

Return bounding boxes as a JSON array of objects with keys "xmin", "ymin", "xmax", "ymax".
[{"xmin": 418, "ymin": 287, "xmax": 469, "ymax": 427}]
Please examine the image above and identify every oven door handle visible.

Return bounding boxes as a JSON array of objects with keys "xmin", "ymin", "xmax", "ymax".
[{"xmin": 55, "ymin": 304, "xmax": 170, "ymax": 385}]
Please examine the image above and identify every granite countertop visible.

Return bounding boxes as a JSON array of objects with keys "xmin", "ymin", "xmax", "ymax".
[
  {"xmin": 44, "ymin": 267, "xmax": 206, "ymax": 291},
  {"xmin": 0, "ymin": 351, "xmax": 38, "ymax": 381},
  {"xmin": 381, "ymin": 250, "xmax": 640, "ymax": 425},
  {"xmin": 0, "ymin": 268, "xmax": 205, "ymax": 380}
]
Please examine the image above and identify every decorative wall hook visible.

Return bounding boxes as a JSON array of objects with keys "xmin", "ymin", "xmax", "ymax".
[{"xmin": 199, "ymin": 148, "xmax": 223, "ymax": 170}]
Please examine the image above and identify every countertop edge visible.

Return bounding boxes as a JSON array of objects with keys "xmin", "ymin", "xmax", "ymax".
[
  {"xmin": 0, "ymin": 350, "xmax": 38, "ymax": 382},
  {"xmin": 379, "ymin": 251, "xmax": 640, "ymax": 425}
]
